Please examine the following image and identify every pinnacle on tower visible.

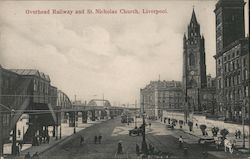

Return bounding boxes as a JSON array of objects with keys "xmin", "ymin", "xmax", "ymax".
[
  {"xmin": 183, "ymin": 33, "xmax": 186, "ymax": 40},
  {"xmin": 190, "ymin": 8, "xmax": 198, "ymax": 24}
]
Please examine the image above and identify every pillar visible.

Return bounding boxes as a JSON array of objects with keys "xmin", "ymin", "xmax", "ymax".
[
  {"xmin": 91, "ymin": 110, "xmax": 95, "ymax": 121},
  {"xmin": 68, "ymin": 112, "xmax": 75, "ymax": 127},
  {"xmin": 11, "ymin": 123, "xmax": 17, "ymax": 155},
  {"xmin": 0, "ymin": 112, "xmax": 3, "ymax": 157},
  {"xmin": 53, "ymin": 125, "xmax": 56, "ymax": 137},
  {"xmin": 82, "ymin": 111, "xmax": 87, "ymax": 123}
]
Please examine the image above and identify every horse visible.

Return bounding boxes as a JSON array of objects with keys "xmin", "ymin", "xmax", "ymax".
[{"xmin": 224, "ymin": 139, "xmax": 234, "ymax": 154}]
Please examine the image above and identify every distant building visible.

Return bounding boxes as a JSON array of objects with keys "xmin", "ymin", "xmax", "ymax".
[
  {"xmin": 214, "ymin": 0, "xmax": 249, "ymax": 121},
  {"xmin": 140, "ymin": 80, "xmax": 183, "ymax": 118}
]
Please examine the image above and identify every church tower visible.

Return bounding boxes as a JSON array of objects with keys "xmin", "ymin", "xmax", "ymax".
[{"xmin": 183, "ymin": 9, "xmax": 207, "ymax": 112}]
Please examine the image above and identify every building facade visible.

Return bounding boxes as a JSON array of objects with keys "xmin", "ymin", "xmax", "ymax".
[
  {"xmin": 214, "ymin": 0, "xmax": 249, "ymax": 122},
  {"xmin": 140, "ymin": 80, "xmax": 183, "ymax": 118},
  {"xmin": 182, "ymin": 9, "xmax": 208, "ymax": 112}
]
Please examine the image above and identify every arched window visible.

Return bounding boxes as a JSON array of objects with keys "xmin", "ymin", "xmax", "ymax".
[{"xmin": 189, "ymin": 53, "xmax": 195, "ymax": 66}]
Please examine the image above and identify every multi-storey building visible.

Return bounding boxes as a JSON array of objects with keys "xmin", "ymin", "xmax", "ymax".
[
  {"xmin": 140, "ymin": 80, "xmax": 183, "ymax": 118},
  {"xmin": 214, "ymin": 0, "xmax": 249, "ymax": 121}
]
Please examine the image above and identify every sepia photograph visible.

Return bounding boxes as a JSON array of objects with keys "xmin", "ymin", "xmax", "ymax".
[{"xmin": 0, "ymin": 0, "xmax": 249, "ymax": 158}]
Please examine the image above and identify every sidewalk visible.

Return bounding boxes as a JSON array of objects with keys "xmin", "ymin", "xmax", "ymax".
[
  {"xmin": 10, "ymin": 119, "xmax": 108, "ymax": 159},
  {"xmin": 157, "ymin": 120, "xmax": 250, "ymax": 159}
]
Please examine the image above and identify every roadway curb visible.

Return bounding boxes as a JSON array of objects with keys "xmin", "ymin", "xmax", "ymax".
[
  {"xmin": 40, "ymin": 119, "xmax": 112, "ymax": 156},
  {"xmin": 18, "ymin": 119, "xmax": 113, "ymax": 158}
]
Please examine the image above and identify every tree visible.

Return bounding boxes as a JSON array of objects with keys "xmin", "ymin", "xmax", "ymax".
[
  {"xmin": 199, "ymin": 124, "xmax": 207, "ymax": 136},
  {"xmin": 220, "ymin": 128, "xmax": 229, "ymax": 140},
  {"xmin": 188, "ymin": 121, "xmax": 193, "ymax": 132},
  {"xmin": 211, "ymin": 127, "xmax": 219, "ymax": 137}
]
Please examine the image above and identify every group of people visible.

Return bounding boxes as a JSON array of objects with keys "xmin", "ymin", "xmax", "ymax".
[
  {"xmin": 78, "ymin": 135, "xmax": 103, "ymax": 146},
  {"xmin": 94, "ymin": 135, "xmax": 102, "ymax": 144},
  {"xmin": 32, "ymin": 134, "xmax": 50, "ymax": 146}
]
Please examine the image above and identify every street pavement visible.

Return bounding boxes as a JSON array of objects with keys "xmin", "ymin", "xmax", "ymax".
[
  {"xmin": 158, "ymin": 120, "xmax": 250, "ymax": 159},
  {"xmin": 10, "ymin": 117, "xmax": 250, "ymax": 159},
  {"xmin": 5, "ymin": 118, "xmax": 107, "ymax": 159},
  {"xmin": 40, "ymin": 117, "xmax": 222, "ymax": 159}
]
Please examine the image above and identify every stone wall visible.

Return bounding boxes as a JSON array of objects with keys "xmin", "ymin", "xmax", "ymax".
[{"xmin": 163, "ymin": 110, "xmax": 249, "ymax": 134}]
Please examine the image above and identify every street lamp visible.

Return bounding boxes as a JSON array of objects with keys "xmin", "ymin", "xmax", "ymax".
[
  {"xmin": 141, "ymin": 94, "xmax": 148, "ymax": 154},
  {"xmin": 10, "ymin": 109, "xmax": 17, "ymax": 156},
  {"xmin": 242, "ymin": 99, "xmax": 247, "ymax": 148},
  {"xmin": 73, "ymin": 111, "xmax": 76, "ymax": 134}
]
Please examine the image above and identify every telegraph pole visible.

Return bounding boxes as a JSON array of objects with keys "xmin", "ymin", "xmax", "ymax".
[
  {"xmin": 141, "ymin": 94, "xmax": 148, "ymax": 154},
  {"xmin": 0, "ymin": 66, "xmax": 3, "ymax": 157}
]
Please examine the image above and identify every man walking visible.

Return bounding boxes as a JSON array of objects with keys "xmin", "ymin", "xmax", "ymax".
[
  {"xmin": 94, "ymin": 136, "xmax": 97, "ymax": 144},
  {"xmin": 179, "ymin": 136, "xmax": 183, "ymax": 149},
  {"xmin": 80, "ymin": 135, "xmax": 84, "ymax": 146},
  {"xmin": 98, "ymin": 135, "xmax": 102, "ymax": 144}
]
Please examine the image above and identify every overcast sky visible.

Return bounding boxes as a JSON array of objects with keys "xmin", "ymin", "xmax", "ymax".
[{"xmin": 0, "ymin": 0, "xmax": 249, "ymax": 106}]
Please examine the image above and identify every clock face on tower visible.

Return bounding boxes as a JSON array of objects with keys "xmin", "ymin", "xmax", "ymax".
[{"xmin": 190, "ymin": 71, "xmax": 195, "ymax": 75}]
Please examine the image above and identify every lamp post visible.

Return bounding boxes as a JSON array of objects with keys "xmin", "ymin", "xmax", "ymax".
[
  {"xmin": 141, "ymin": 94, "xmax": 148, "ymax": 154},
  {"xmin": 10, "ymin": 109, "xmax": 17, "ymax": 156},
  {"xmin": 242, "ymin": 99, "xmax": 247, "ymax": 148},
  {"xmin": 73, "ymin": 111, "xmax": 76, "ymax": 134}
]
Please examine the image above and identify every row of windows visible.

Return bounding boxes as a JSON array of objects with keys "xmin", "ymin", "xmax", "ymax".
[
  {"xmin": 223, "ymin": 49, "xmax": 240, "ymax": 62},
  {"xmin": 33, "ymin": 79, "xmax": 49, "ymax": 94},
  {"xmin": 225, "ymin": 86, "xmax": 249, "ymax": 101},
  {"xmin": 223, "ymin": 59, "xmax": 240, "ymax": 72},
  {"xmin": 224, "ymin": 74, "xmax": 241, "ymax": 87}
]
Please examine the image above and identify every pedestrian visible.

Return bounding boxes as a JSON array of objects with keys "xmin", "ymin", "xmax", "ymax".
[
  {"xmin": 117, "ymin": 141, "xmax": 123, "ymax": 154},
  {"xmin": 46, "ymin": 135, "xmax": 50, "ymax": 144},
  {"xmin": 98, "ymin": 135, "xmax": 102, "ymax": 144},
  {"xmin": 18, "ymin": 141, "xmax": 23, "ymax": 151},
  {"xmin": 18, "ymin": 129, "xmax": 21, "ymax": 138},
  {"xmin": 136, "ymin": 144, "xmax": 140, "ymax": 156},
  {"xmin": 238, "ymin": 130, "xmax": 241, "ymax": 139},
  {"xmin": 24, "ymin": 152, "xmax": 31, "ymax": 159},
  {"xmin": 15, "ymin": 145, "xmax": 20, "ymax": 156},
  {"xmin": 39, "ymin": 136, "xmax": 42, "ymax": 145},
  {"xmin": 94, "ymin": 136, "xmax": 97, "ymax": 144},
  {"xmin": 80, "ymin": 135, "xmax": 84, "ymax": 146},
  {"xmin": 235, "ymin": 130, "xmax": 238, "ymax": 139},
  {"xmin": 149, "ymin": 122, "xmax": 151, "ymax": 127},
  {"xmin": 179, "ymin": 136, "xmax": 183, "ymax": 149},
  {"xmin": 148, "ymin": 143, "xmax": 154, "ymax": 154},
  {"xmin": 32, "ymin": 152, "xmax": 39, "ymax": 159},
  {"xmin": 195, "ymin": 123, "xmax": 198, "ymax": 128}
]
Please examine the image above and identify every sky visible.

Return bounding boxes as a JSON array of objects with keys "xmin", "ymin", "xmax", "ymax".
[{"xmin": 0, "ymin": 0, "xmax": 249, "ymax": 106}]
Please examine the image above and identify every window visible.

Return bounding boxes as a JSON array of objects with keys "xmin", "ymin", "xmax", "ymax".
[
  {"xmin": 34, "ymin": 80, "xmax": 37, "ymax": 91},
  {"xmin": 236, "ymin": 59, "xmax": 239, "ymax": 68},
  {"xmin": 189, "ymin": 53, "xmax": 195, "ymax": 66},
  {"xmin": 236, "ymin": 50, "xmax": 240, "ymax": 55},
  {"xmin": 246, "ymin": 86, "xmax": 249, "ymax": 97},
  {"xmin": 243, "ymin": 58, "xmax": 246, "ymax": 67},
  {"xmin": 232, "ymin": 52, "xmax": 235, "ymax": 58},
  {"xmin": 218, "ymin": 59, "xmax": 221, "ymax": 65}
]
